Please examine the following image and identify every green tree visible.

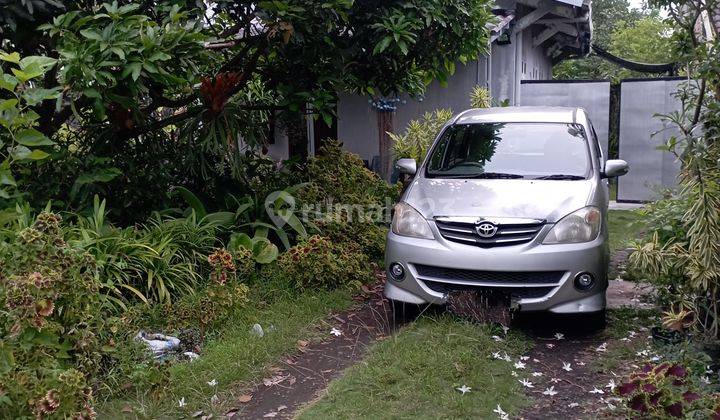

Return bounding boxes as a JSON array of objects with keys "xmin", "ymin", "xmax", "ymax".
[
  {"xmin": 552, "ymin": 0, "xmax": 671, "ymax": 80},
  {"xmin": 0, "ymin": 0, "xmax": 495, "ymax": 218}
]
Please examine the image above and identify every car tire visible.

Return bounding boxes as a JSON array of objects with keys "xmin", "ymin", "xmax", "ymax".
[
  {"xmin": 584, "ymin": 309, "xmax": 607, "ymax": 331},
  {"xmin": 391, "ymin": 301, "xmax": 422, "ymax": 324}
]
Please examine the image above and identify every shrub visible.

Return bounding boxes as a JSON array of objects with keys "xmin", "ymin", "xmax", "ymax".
[
  {"xmin": 389, "ymin": 109, "xmax": 453, "ymax": 164},
  {"xmin": 271, "ymin": 235, "xmax": 374, "ymax": 290},
  {"xmin": 301, "ymin": 140, "xmax": 401, "ymax": 206},
  {"xmin": 316, "ymin": 219, "xmax": 387, "ymax": 263},
  {"xmin": 0, "ymin": 213, "xmax": 107, "ymax": 418},
  {"xmin": 616, "ymin": 362, "xmax": 719, "ymax": 418}
]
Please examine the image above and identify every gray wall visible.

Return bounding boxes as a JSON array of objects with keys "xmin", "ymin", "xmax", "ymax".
[
  {"xmin": 617, "ymin": 78, "xmax": 683, "ymax": 202},
  {"xmin": 519, "ymin": 80, "xmax": 611, "ymax": 156},
  {"xmin": 337, "ymin": 58, "xmax": 487, "ymax": 163}
]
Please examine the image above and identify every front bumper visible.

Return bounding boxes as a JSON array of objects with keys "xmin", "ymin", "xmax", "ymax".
[{"xmin": 383, "ymin": 224, "xmax": 609, "ymax": 314}]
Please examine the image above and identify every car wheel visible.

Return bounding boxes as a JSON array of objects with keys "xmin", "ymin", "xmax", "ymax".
[
  {"xmin": 584, "ymin": 309, "xmax": 607, "ymax": 331},
  {"xmin": 391, "ymin": 301, "xmax": 421, "ymax": 323}
]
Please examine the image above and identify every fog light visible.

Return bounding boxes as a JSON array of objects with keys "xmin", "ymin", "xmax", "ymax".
[
  {"xmin": 574, "ymin": 272, "xmax": 595, "ymax": 290},
  {"xmin": 389, "ymin": 263, "xmax": 405, "ymax": 281}
]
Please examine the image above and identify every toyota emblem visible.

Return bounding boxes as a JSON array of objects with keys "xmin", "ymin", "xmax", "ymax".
[{"xmin": 475, "ymin": 222, "xmax": 498, "ymax": 238}]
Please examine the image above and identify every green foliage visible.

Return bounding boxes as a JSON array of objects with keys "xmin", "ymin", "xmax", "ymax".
[
  {"xmin": 470, "ymin": 85, "xmax": 492, "ymax": 108},
  {"xmin": 0, "ymin": 212, "xmax": 105, "ymax": 418},
  {"xmin": 316, "ymin": 219, "xmax": 388, "ymax": 264},
  {"xmin": 67, "ymin": 197, "xmax": 218, "ymax": 306},
  {"xmin": 41, "ymin": 1, "xmax": 210, "ymax": 122},
  {"xmin": 228, "ymin": 233, "xmax": 279, "ymax": 265},
  {"xmin": 389, "ymin": 109, "xmax": 453, "ymax": 163},
  {"xmin": 271, "ymin": 235, "xmax": 373, "ymax": 290},
  {"xmin": 552, "ymin": 2, "xmax": 669, "ymax": 80},
  {"xmin": 0, "ymin": 52, "xmax": 59, "ymax": 200},
  {"xmin": 302, "ymin": 140, "xmax": 401, "ymax": 206}
]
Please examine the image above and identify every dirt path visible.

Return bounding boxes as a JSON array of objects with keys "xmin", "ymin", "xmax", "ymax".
[
  {"xmin": 223, "ymin": 251, "xmax": 655, "ymax": 419},
  {"xmin": 227, "ymin": 278, "xmax": 398, "ymax": 419}
]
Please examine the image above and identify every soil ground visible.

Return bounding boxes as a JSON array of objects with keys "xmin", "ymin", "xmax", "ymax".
[{"xmin": 223, "ymin": 254, "xmax": 655, "ymax": 419}]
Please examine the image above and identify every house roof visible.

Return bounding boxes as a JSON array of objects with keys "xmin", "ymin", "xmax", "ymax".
[{"xmin": 491, "ymin": 0, "xmax": 593, "ymax": 63}]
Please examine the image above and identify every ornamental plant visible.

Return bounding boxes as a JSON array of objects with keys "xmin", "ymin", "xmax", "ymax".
[
  {"xmin": 273, "ymin": 235, "xmax": 374, "ymax": 290},
  {"xmin": 0, "ymin": 212, "xmax": 107, "ymax": 418},
  {"xmin": 0, "ymin": 51, "xmax": 59, "ymax": 200},
  {"xmin": 616, "ymin": 362, "xmax": 719, "ymax": 418}
]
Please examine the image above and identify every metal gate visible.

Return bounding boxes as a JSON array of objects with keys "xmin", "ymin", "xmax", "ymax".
[
  {"xmin": 520, "ymin": 78, "xmax": 685, "ymax": 202},
  {"xmin": 617, "ymin": 78, "xmax": 684, "ymax": 202},
  {"xmin": 519, "ymin": 80, "xmax": 611, "ymax": 155}
]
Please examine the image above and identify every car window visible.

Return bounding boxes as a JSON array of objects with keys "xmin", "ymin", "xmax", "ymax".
[{"xmin": 426, "ymin": 122, "xmax": 591, "ymax": 179}]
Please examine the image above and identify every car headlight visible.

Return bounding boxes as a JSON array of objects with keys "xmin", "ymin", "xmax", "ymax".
[
  {"xmin": 543, "ymin": 206, "xmax": 601, "ymax": 244},
  {"xmin": 391, "ymin": 202, "xmax": 434, "ymax": 239}
]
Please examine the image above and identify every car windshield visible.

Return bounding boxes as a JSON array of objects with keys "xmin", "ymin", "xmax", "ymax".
[{"xmin": 425, "ymin": 122, "xmax": 590, "ymax": 179}]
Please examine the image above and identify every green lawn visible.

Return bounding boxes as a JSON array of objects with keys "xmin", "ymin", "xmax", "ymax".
[
  {"xmin": 608, "ymin": 209, "xmax": 645, "ymax": 255},
  {"xmin": 298, "ymin": 315, "xmax": 531, "ymax": 419},
  {"xmin": 98, "ymin": 288, "xmax": 353, "ymax": 418}
]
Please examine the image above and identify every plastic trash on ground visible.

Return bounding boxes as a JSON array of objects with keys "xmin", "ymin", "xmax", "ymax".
[{"xmin": 135, "ymin": 330, "xmax": 181, "ymax": 359}]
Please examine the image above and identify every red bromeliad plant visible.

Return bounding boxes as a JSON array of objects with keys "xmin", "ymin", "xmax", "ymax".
[
  {"xmin": 617, "ymin": 362, "xmax": 720, "ymax": 418},
  {"xmin": 199, "ymin": 72, "xmax": 242, "ymax": 117}
]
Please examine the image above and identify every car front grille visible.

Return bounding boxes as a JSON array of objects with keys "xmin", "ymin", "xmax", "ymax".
[
  {"xmin": 414, "ymin": 265, "xmax": 563, "ymax": 285},
  {"xmin": 422, "ymin": 280, "xmax": 554, "ymax": 299},
  {"xmin": 434, "ymin": 219, "xmax": 544, "ymax": 247}
]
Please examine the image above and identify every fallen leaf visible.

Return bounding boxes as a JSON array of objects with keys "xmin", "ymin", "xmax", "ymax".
[
  {"xmin": 238, "ymin": 395, "xmax": 253, "ymax": 403},
  {"xmin": 297, "ymin": 340, "xmax": 309, "ymax": 347},
  {"xmin": 192, "ymin": 411, "xmax": 204, "ymax": 418},
  {"xmin": 121, "ymin": 405, "xmax": 133, "ymax": 413},
  {"xmin": 277, "ymin": 405, "xmax": 288, "ymax": 412},
  {"xmin": 263, "ymin": 412, "xmax": 277, "ymax": 418}
]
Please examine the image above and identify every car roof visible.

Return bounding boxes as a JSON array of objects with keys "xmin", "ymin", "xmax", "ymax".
[{"xmin": 452, "ymin": 106, "xmax": 584, "ymax": 125}]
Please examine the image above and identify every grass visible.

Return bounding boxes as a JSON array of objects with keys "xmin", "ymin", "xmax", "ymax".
[
  {"xmin": 590, "ymin": 308, "xmax": 658, "ymax": 373},
  {"xmin": 608, "ymin": 209, "xmax": 645, "ymax": 256},
  {"xmin": 298, "ymin": 315, "xmax": 531, "ymax": 419},
  {"xmin": 98, "ymin": 287, "xmax": 353, "ymax": 418}
]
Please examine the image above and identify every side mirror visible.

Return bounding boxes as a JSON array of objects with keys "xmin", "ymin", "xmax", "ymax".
[
  {"xmin": 602, "ymin": 159, "xmax": 629, "ymax": 178},
  {"xmin": 396, "ymin": 158, "xmax": 417, "ymax": 175}
]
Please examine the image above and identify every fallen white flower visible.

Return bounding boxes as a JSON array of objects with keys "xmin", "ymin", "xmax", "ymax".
[
  {"xmin": 550, "ymin": 378, "xmax": 561, "ymax": 383},
  {"xmin": 577, "ymin": 361, "xmax": 586, "ymax": 366},
  {"xmin": 606, "ymin": 379, "xmax": 617, "ymax": 392},
  {"xmin": 493, "ymin": 404, "xmax": 509, "ymax": 420},
  {"xmin": 554, "ymin": 333, "xmax": 565, "ymax": 340},
  {"xmin": 178, "ymin": 397, "xmax": 186, "ymax": 408},
  {"xmin": 501, "ymin": 352, "xmax": 512, "ymax": 362},
  {"xmin": 514, "ymin": 361, "xmax": 526, "ymax": 369},
  {"xmin": 210, "ymin": 394, "xmax": 219, "ymax": 404},
  {"xmin": 456, "ymin": 385, "xmax": 472, "ymax": 395},
  {"xmin": 595, "ymin": 342, "xmax": 607, "ymax": 352},
  {"xmin": 546, "ymin": 344, "xmax": 555, "ymax": 349},
  {"xmin": 532, "ymin": 371, "xmax": 543, "ymax": 377},
  {"xmin": 620, "ymin": 337, "xmax": 630, "ymax": 342},
  {"xmin": 543, "ymin": 386, "xmax": 558, "ymax": 396},
  {"xmin": 207, "ymin": 379, "xmax": 218, "ymax": 387},
  {"xmin": 519, "ymin": 378, "xmax": 534, "ymax": 388},
  {"xmin": 533, "ymin": 358, "xmax": 540, "ymax": 363},
  {"xmin": 511, "ymin": 371, "xmax": 518, "ymax": 377},
  {"xmin": 562, "ymin": 362, "xmax": 573, "ymax": 372},
  {"xmin": 491, "ymin": 335, "xmax": 503, "ymax": 342},
  {"xmin": 501, "ymin": 325, "xmax": 510, "ymax": 335},
  {"xmin": 702, "ymin": 376, "xmax": 711, "ymax": 384},
  {"xmin": 330, "ymin": 327, "xmax": 343, "ymax": 336},
  {"xmin": 650, "ymin": 355, "xmax": 661, "ymax": 362},
  {"xmin": 568, "ymin": 402, "xmax": 579, "ymax": 408},
  {"xmin": 589, "ymin": 387, "xmax": 604, "ymax": 394},
  {"xmin": 491, "ymin": 351, "xmax": 501, "ymax": 359},
  {"xmin": 520, "ymin": 356, "xmax": 530, "ymax": 361}
]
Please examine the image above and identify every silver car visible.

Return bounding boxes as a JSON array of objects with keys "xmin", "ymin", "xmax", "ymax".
[{"xmin": 384, "ymin": 106, "xmax": 628, "ymax": 325}]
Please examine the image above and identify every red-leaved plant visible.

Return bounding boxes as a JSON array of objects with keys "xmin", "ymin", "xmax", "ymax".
[{"xmin": 617, "ymin": 362, "xmax": 720, "ymax": 418}]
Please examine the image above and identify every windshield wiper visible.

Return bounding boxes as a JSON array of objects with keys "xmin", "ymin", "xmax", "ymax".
[
  {"xmin": 533, "ymin": 174, "xmax": 585, "ymax": 180},
  {"xmin": 468, "ymin": 172, "xmax": 525, "ymax": 179}
]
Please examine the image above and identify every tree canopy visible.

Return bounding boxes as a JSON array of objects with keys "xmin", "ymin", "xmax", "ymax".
[{"xmin": 0, "ymin": 0, "xmax": 494, "ymax": 219}]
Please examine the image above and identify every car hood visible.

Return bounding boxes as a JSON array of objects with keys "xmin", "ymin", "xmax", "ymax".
[{"xmin": 404, "ymin": 178, "xmax": 595, "ymax": 223}]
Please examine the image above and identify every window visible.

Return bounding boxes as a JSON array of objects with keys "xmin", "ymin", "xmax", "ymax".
[{"xmin": 426, "ymin": 122, "xmax": 591, "ymax": 179}]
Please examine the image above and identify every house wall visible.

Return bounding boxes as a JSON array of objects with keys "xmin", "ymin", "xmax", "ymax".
[
  {"xmin": 336, "ymin": 34, "xmax": 553, "ymax": 163},
  {"xmin": 337, "ymin": 57, "xmax": 487, "ymax": 163}
]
